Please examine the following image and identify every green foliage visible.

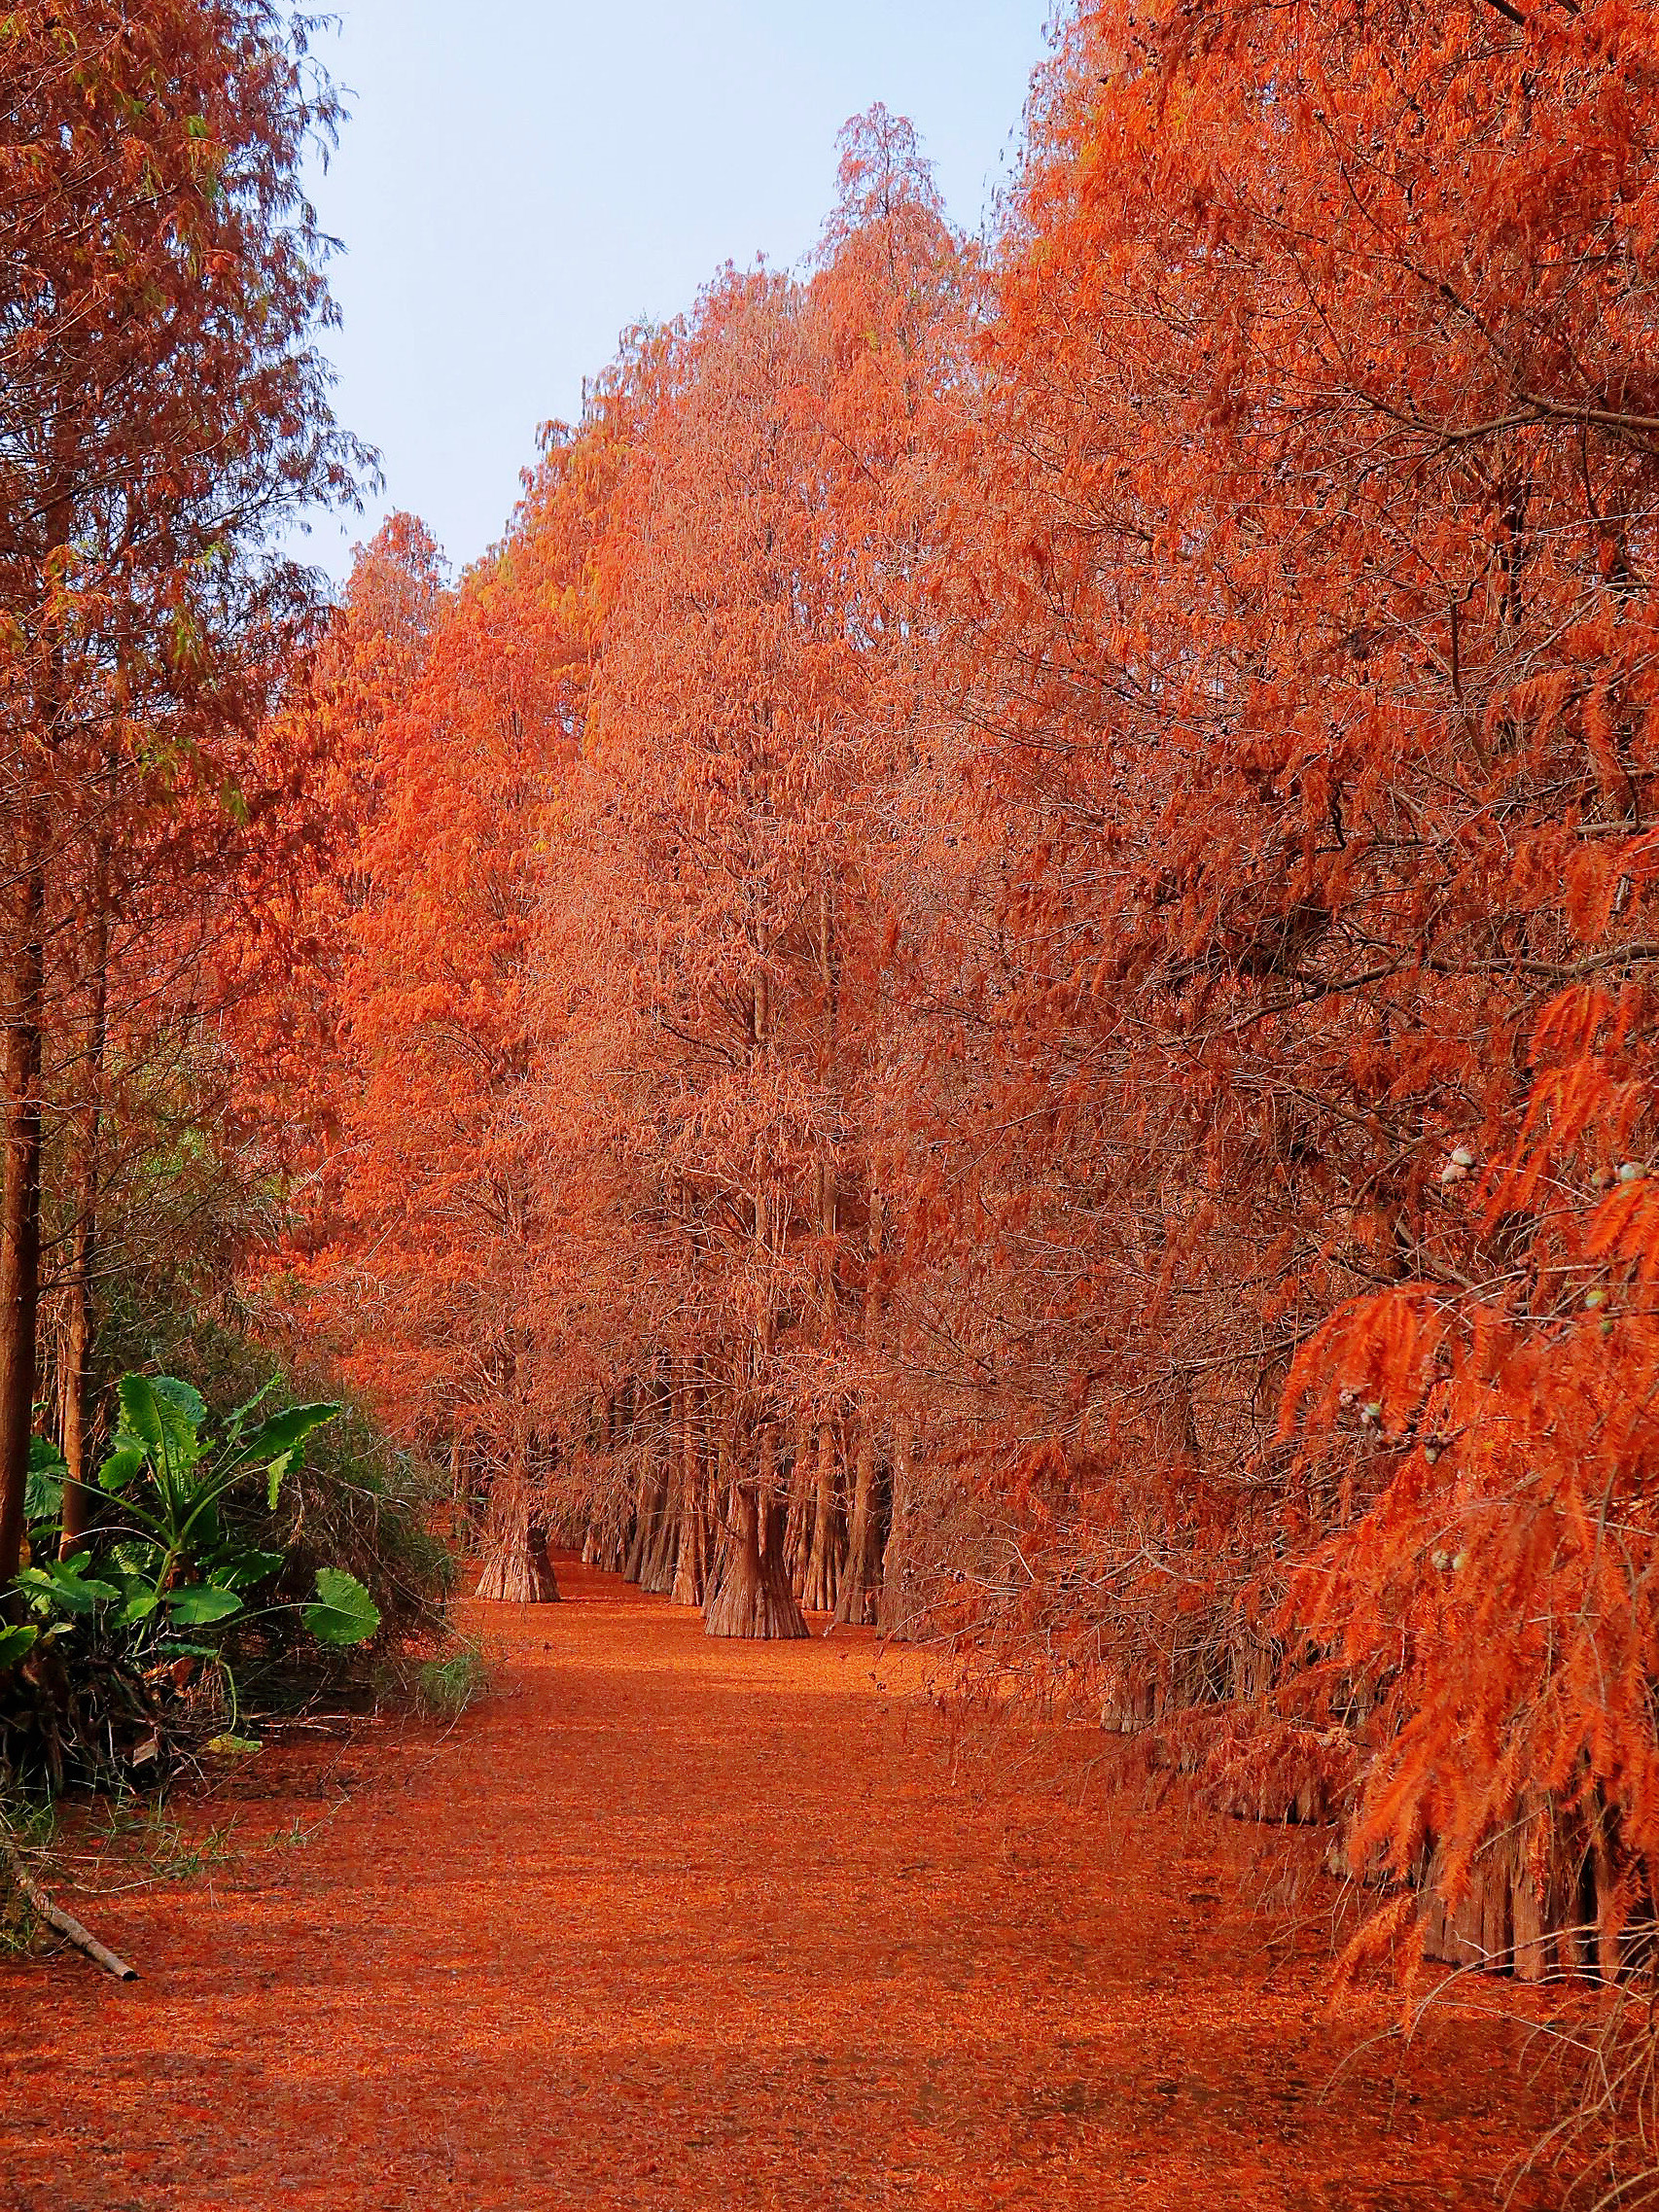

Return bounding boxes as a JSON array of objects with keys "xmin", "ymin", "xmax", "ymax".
[
  {"xmin": 302, "ymin": 1567, "xmax": 382, "ymax": 1647},
  {"xmin": 2, "ymin": 1370, "xmax": 387, "ymax": 1790},
  {"xmin": 16, "ymin": 1558, "xmax": 119, "ymax": 1616},
  {"xmin": 411, "ymin": 1646, "xmax": 489, "ymax": 1721},
  {"xmin": 24, "ymin": 1438, "xmax": 64, "ymax": 1527},
  {"xmin": 17, "ymin": 1373, "xmax": 377, "ymax": 1661},
  {"xmin": 92, "ymin": 1304, "xmax": 455, "ymax": 1646}
]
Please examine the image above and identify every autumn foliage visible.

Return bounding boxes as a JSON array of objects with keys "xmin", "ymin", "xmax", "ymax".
[
  {"xmin": 0, "ymin": 0, "xmax": 364, "ymax": 1582},
  {"xmin": 216, "ymin": 3, "xmax": 1659, "ymax": 1990}
]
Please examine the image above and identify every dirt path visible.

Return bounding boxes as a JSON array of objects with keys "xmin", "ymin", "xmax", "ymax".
[{"xmin": 1, "ymin": 1561, "xmax": 1571, "ymax": 2210}]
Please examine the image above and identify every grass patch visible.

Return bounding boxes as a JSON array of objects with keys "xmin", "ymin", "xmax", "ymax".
[{"xmin": 412, "ymin": 1646, "xmax": 490, "ymax": 1721}]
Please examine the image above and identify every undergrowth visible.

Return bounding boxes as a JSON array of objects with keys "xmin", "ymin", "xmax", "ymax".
[{"xmin": 408, "ymin": 1647, "xmax": 490, "ymax": 1721}]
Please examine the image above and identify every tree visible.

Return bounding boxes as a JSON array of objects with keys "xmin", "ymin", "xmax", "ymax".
[
  {"xmin": 0, "ymin": 0, "xmax": 365, "ymax": 1585},
  {"xmin": 285, "ymin": 398, "xmax": 637, "ymax": 1602},
  {"xmin": 535, "ymin": 118, "xmax": 967, "ymax": 1636},
  {"xmin": 895, "ymin": 0, "xmax": 1659, "ymax": 1953}
]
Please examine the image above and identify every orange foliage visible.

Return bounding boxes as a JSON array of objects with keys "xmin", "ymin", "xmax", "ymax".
[{"xmin": 268, "ymin": 9, "xmax": 1659, "ymax": 1972}]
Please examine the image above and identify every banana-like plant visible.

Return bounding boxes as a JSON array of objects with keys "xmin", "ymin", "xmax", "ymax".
[{"xmin": 3, "ymin": 1375, "xmax": 381, "ymax": 1705}]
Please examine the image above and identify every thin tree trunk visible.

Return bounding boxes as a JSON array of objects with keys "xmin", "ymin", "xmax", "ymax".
[
  {"xmin": 833, "ymin": 1423, "xmax": 883, "ymax": 1628},
  {"xmin": 800, "ymin": 1420, "xmax": 841, "ymax": 1613},
  {"xmin": 623, "ymin": 1450, "xmax": 664, "ymax": 1584},
  {"xmin": 670, "ymin": 1486, "xmax": 707, "ymax": 1606},
  {"xmin": 59, "ymin": 859, "xmax": 109, "ymax": 1556},
  {"xmin": 784, "ymin": 1432, "xmax": 811, "ymax": 1596},
  {"xmin": 670, "ymin": 1373, "xmax": 708, "ymax": 1606},
  {"xmin": 835, "ymin": 1181, "xmax": 886, "ymax": 1628},
  {"xmin": 0, "ymin": 840, "xmax": 46, "ymax": 1591},
  {"xmin": 877, "ymin": 1411, "xmax": 921, "ymax": 1639},
  {"xmin": 638, "ymin": 1363, "xmax": 687, "ymax": 1593},
  {"xmin": 641, "ymin": 1445, "xmax": 681, "ymax": 1593}
]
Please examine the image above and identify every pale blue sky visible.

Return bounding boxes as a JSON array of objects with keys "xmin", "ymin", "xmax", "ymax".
[{"xmin": 294, "ymin": 2, "xmax": 1055, "ymax": 580}]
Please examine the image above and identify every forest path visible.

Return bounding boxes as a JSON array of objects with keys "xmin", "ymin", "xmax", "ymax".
[{"xmin": 2, "ymin": 1559, "xmax": 1566, "ymax": 2211}]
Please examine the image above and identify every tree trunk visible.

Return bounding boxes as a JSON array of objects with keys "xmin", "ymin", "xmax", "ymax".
[
  {"xmin": 670, "ymin": 1380, "xmax": 708, "ymax": 1606},
  {"xmin": 783, "ymin": 1435, "xmax": 812, "ymax": 1595},
  {"xmin": 584, "ymin": 1519, "xmax": 627, "ymax": 1573},
  {"xmin": 704, "ymin": 1483, "xmax": 808, "ymax": 1639},
  {"xmin": 705, "ymin": 1420, "xmax": 804, "ymax": 1640},
  {"xmin": 877, "ymin": 1412, "xmax": 922, "ymax": 1639},
  {"xmin": 58, "ymin": 862, "xmax": 108, "ymax": 1556},
  {"xmin": 641, "ymin": 1463, "xmax": 681, "ymax": 1594},
  {"xmin": 671, "ymin": 1487, "xmax": 708, "ymax": 1605},
  {"xmin": 623, "ymin": 1451, "xmax": 665, "ymax": 1584},
  {"xmin": 833, "ymin": 1425, "xmax": 884, "ymax": 1628},
  {"xmin": 1412, "ymin": 1788, "xmax": 1623, "ymax": 1983},
  {"xmin": 0, "ymin": 843, "xmax": 46, "ymax": 1591},
  {"xmin": 800, "ymin": 1420, "xmax": 841, "ymax": 1613},
  {"xmin": 475, "ymin": 1485, "xmax": 560, "ymax": 1603}
]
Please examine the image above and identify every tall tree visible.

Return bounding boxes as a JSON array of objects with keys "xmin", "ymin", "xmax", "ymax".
[
  {"xmin": 896, "ymin": 0, "xmax": 1659, "ymax": 1951},
  {"xmin": 544, "ymin": 119, "xmax": 967, "ymax": 1635},
  {"xmin": 0, "ymin": 0, "xmax": 364, "ymax": 1583},
  {"xmin": 289, "ymin": 403, "xmax": 633, "ymax": 1599}
]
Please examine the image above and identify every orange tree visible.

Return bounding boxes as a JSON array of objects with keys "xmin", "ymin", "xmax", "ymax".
[
  {"xmin": 545, "ymin": 126, "xmax": 967, "ymax": 1636},
  {"xmin": 289, "ymin": 405, "xmax": 631, "ymax": 1597},
  {"xmin": 895, "ymin": 0, "xmax": 1659, "ymax": 1949},
  {"xmin": 0, "ymin": 0, "xmax": 366, "ymax": 1583}
]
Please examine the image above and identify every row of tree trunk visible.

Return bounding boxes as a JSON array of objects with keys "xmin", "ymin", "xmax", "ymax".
[
  {"xmin": 469, "ymin": 1394, "xmax": 1622, "ymax": 1984},
  {"xmin": 560, "ymin": 1380, "xmax": 915, "ymax": 1640}
]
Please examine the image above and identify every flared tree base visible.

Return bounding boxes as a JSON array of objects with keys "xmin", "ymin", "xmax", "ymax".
[
  {"xmin": 475, "ymin": 1522, "xmax": 560, "ymax": 1604},
  {"xmin": 703, "ymin": 1491, "xmax": 807, "ymax": 1639}
]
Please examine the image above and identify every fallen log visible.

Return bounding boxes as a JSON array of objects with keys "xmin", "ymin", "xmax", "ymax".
[{"xmin": 3, "ymin": 1844, "xmax": 139, "ymax": 1983}]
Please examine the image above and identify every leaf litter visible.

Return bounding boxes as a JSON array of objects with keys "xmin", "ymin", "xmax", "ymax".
[{"xmin": 0, "ymin": 1559, "xmax": 1573, "ymax": 2209}]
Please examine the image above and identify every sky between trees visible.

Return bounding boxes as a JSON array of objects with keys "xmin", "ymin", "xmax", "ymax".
[{"xmin": 294, "ymin": 0, "xmax": 1054, "ymax": 578}]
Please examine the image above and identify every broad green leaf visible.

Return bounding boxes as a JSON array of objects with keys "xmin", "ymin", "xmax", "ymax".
[
  {"xmin": 25, "ymin": 1436, "xmax": 66, "ymax": 1524},
  {"xmin": 98, "ymin": 1442, "xmax": 148, "ymax": 1493},
  {"xmin": 152, "ymin": 1376, "xmax": 207, "ymax": 1434},
  {"xmin": 150, "ymin": 1376, "xmax": 207, "ymax": 1475},
  {"xmin": 108, "ymin": 1538, "xmax": 165, "ymax": 1579},
  {"xmin": 236, "ymin": 1403, "xmax": 336, "ymax": 1508},
  {"xmin": 17, "ymin": 1558, "xmax": 121, "ymax": 1614},
  {"xmin": 240, "ymin": 1402, "xmax": 338, "ymax": 1462},
  {"xmin": 117, "ymin": 1374, "xmax": 165, "ymax": 1452},
  {"xmin": 116, "ymin": 1587, "xmax": 161, "ymax": 1628},
  {"xmin": 55, "ymin": 1560, "xmax": 123, "ymax": 1607},
  {"xmin": 302, "ymin": 1567, "xmax": 380, "ymax": 1646},
  {"xmin": 166, "ymin": 1585, "xmax": 242, "ymax": 1626},
  {"xmin": 214, "ymin": 1546, "xmax": 285, "ymax": 1592},
  {"xmin": 0, "ymin": 1623, "xmax": 38, "ymax": 1668},
  {"xmin": 155, "ymin": 1640, "xmax": 218, "ymax": 1662}
]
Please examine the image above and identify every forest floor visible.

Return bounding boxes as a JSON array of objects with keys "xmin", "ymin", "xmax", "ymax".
[{"xmin": 0, "ymin": 1557, "xmax": 1584, "ymax": 2211}]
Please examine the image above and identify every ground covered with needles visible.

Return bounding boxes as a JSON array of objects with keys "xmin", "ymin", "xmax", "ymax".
[{"xmin": 0, "ymin": 1559, "xmax": 1580, "ymax": 2210}]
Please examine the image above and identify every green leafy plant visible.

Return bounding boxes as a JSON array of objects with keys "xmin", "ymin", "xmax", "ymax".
[{"xmin": 3, "ymin": 1373, "xmax": 382, "ymax": 1778}]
